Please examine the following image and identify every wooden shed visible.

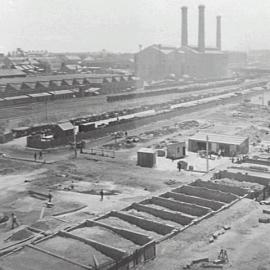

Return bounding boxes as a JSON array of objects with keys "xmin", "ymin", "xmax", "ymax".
[
  {"xmin": 137, "ymin": 148, "xmax": 156, "ymax": 168},
  {"xmin": 166, "ymin": 141, "xmax": 186, "ymax": 160}
]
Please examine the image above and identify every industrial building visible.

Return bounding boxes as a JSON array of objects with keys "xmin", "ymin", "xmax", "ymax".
[
  {"xmin": 135, "ymin": 5, "xmax": 228, "ymax": 81},
  {"xmin": 0, "ymin": 73, "xmax": 137, "ymax": 98},
  {"xmin": 188, "ymin": 133, "xmax": 249, "ymax": 156}
]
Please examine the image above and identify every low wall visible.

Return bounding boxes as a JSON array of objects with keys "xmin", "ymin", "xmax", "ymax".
[
  {"xmin": 132, "ymin": 203, "xmax": 193, "ymax": 226},
  {"xmin": 160, "ymin": 192, "xmax": 224, "ymax": 211},
  {"xmin": 85, "ymin": 220, "xmax": 152, "ymax": 246},
  {"xmin": 107, "ymin": 241, "xmax": 156, "ymax": 270},
  {"xmin": 109, "ymin": 211, "xmax": 174, "ymax": 235},
  {"xmin": 150, "ymin": 196, "xmax": 211, "ymax": 217},
  {"xmin": 59, "ymin": 231, "xmax": 127, "ymax": 261},
  {"xmin": 216, "ymin": 170, "xmax": 270, "ymax": 186},
  {"xmin": 190, "ymin": 179, "xmax": 248, "ymax": 196},
  {"xmin": 173, "ymin": 185, "xmax": 238, "ymax": 203}
]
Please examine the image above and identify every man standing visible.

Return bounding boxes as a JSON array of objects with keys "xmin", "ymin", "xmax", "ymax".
[
  {"xmin": 100, "ymin": 189, "xmax": 104, "ymax": 201},
  {"xmin": 11, "ymin": 213, "xmax": 19, "ymax": 229},
  {"xmin": 48, "ymin": 191, "xmax": 53, "ymax": 203},
  {"xmin": 34, "ymin": 152, "xmax": 37, "ymax": 161},
  {"xmin": 177, "ymin": 161, "xmax": 182, "ymax": 172}
]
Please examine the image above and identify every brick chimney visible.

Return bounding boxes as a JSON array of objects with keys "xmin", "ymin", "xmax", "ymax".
[
  {"xmin": 181, "ymin": 6, "xmax": 188, "ymax": 47},
  {"xmin": 216, "ymin": 16, "xmax": 221, "ymax": 50},
  {"xmin": 198, "ymin": 5, "xmax": 205, "ymax": 52}
]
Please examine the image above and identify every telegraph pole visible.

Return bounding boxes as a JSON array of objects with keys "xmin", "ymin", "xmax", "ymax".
[
  {"xmin": 45, "ymin": 99, "xmax": 48, "ymax": 121},
  {"xmin": 206, "ymin": 135, "xmax": 209, "ymax": 172},
  {"xmin": 73, "ymin": 125, "xmax": 77, "ymax": 158}
]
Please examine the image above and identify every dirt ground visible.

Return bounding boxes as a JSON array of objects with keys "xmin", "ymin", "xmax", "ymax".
[{"xmin": 1, "ymin": 86, "xmax": 270, "ymax": 269}]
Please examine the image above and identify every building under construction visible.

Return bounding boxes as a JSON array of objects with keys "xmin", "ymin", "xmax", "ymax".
[{"xmin": 135, "ymin": 5, "xmax": 228, "ymax": 81}]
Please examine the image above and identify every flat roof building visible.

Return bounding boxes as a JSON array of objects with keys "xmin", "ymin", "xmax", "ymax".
[{"xmin": 188, "ymin": 133, "xmax": 249, "ymax": 156}]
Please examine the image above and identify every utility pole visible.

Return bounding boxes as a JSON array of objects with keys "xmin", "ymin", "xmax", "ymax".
[
  {"xmin": 45, "ymin": 99, "xmax": 48, "ymax": 121},
  {"xmin": 262, "ymin": 86, "xmax": 267, "ymax": 106},
  {"xmin": 206, "ymin": 135, "xmax": 209, "ymax": 172},
  {"xmin": 73, "ymin": 125, "xmax": 77, "ymax": 158}
]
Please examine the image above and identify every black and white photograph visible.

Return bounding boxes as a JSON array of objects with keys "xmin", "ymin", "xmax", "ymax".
[{"xmin": 0, "ymin": 0, "xmax": 270, "ymax": 269}]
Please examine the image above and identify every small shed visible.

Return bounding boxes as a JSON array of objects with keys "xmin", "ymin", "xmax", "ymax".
[
  {"xmin": 137, "ymin": 148, "xmax": 156, "ymax": 168},
  {"xmin": 0, "ymin": 130, "xmax": 13, "ymax": 144},
  {"xmin": 166, "ymin": 141, "xmax": 186, "ymax": 160},
  {"xmin": 54, "ymin": 122, "xmax": 74, "ymax": 138}
]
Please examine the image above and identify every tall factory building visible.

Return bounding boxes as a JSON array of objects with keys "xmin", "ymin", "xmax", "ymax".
[{"xmin": 135, "ymin": 6, "xmax": 229, "ymax": 81}]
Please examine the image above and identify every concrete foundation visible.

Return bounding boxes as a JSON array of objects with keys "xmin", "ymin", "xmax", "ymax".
[
  {"xmin": 215, "ymin": 169, "xmax": 270, "ymax": 186},
  {"xmin": 173, "ymin": 185, "xmax": 238, "ymax": 203},
  {"xmin": 149, "ymin": 196, "xmax": 211, "ymax": 217},
  {"xmin": 160, "ymin": 192, "xmax": 224, "ymax": 211},
  {"xmin": 190, "ymin": 179, "xmax": 248, "ymax": 196},
  {"xmin": 108, "ymin": 211, "xmax": 175, "ymax": 235},
  {"xmin": 0, "ymin": 245, "xmax": 88, "ymax": 270},
  {"xmin": 126, "ymin": 208, "xmax": 182, "ymax": 228},
  {"xmin": 131, "ymin": 203, "xmax": 193, "ymax": 226}
]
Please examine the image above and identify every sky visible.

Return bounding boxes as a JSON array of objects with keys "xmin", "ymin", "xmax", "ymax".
[{"xmin": 0, "ymin": 0, "xmax": 269, "ymax": 53}]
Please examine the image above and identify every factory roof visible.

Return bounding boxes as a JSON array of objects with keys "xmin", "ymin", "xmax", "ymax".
[
  {"xmin": 189, "ymin": 133, "xmax": 248, "ymax": 145},
  {"xmin": 0, "ymin": 69, "xmax": 26, "ymax": 78},
  {"xmin": 0, "ymin": 73, "xmax": 122, "ymax": 85},
  {"xmin": 49, "ymin": 89, "xmax": 73, "ymax": 95},
  {"xmin": 28, "ymin": 92, "xmax": 51, "ymax": 97},
  {"xmin": 4, "ymin": 95, "xmax": 29, "ymax": 100},
  {"xmin": 184, "ymin": 46, "xmax": 225, "ymax": 55}
]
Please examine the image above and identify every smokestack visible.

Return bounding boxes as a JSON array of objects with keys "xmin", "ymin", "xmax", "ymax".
[
  {"xmin": 198, "ymin": 5, "xmax": 205, "ymax": 52},
  {"xmin": 216, "ymin": 16, "xmax": 221, "ymax": 50},
  {"xmin": 181, "ymin": 6, "xmax": 188, "ymax": 47}
]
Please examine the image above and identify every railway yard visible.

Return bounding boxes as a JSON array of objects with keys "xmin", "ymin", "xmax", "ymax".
[{"xmin": 1, "ymin": 76, "xmax": 270, "ymax": 270}]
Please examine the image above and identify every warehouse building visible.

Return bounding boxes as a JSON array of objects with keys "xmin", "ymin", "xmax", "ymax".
[
  {"xmin": 0, "ymin": 73, "xmax": 137, "ymax": 98},
  {"xmin": 135, "ymin": 6, "xmax": 228, "ymax": 81},
  {"xmin": 188, "ymin": 133, "xmax": 249, "ymax": 156}
]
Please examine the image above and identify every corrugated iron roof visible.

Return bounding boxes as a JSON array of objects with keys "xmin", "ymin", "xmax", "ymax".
[
  {"xmin": 57, "ymin": 121, "xmax": 73, "ymax": 131},
  {"xmin": 138, "ymin": 148, "xmax": 156, "ymax": 154},
  {"xmin": 189, "ymin": 133, "xmax": 248, "ymax": 145}
]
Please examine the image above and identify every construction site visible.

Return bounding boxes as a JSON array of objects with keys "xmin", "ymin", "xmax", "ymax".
[{"xmin": 1, "ymin": 3, "xmax": 270, "ymax": 270}]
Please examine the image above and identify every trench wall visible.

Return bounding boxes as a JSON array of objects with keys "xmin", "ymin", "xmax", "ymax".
[
  {"xmin": 216, "ymin": 170, "xmax": 270, "ymax": 186},
  {"xmin": 173, "ymin": 185, "xmax": 238, "ymax": 203},
  {"xmin": 149, "ymin": 196, "xmax": 211, "ymax": 217},
  {"xmin": 131, "ymin": 203, "xmax": 193, "ymax": 226},
  {"xmin": 191, "ymin": 179, "xmax": 248, "ymax": 196},
  {"xmin": 160, "ymin": 192, "xmax": 224, "ymax": 211},
  {"xmin": 108, "ymin": 211, "xmax": 175, "ymax": 235}
]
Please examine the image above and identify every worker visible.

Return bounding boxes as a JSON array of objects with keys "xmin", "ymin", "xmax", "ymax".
[
  {"xmin": 177, "ymin": 161, "xmax": 182, "ymax": 172},
  {"xmin": 39, "ymin": 151, "xmax": 43, "ymax": 159},
  {"xmin": 218, "ymin": 149, "xmax": 221, "ymax": 159},
  {"xmin": 48, "ymin": 191, "xmax": 53, "ymax": 203},
  {"xmin": 263, "ymin": 185, "xmax": 267, "ymax": 200},
  {"xmin": 34, "ymin": 152, "xmax": 37, "ymax": 161},
  {"xmin": 70, "ymin": 181, "xmax": 74, "ymax": 190},
  {"xmin": 100, "ymin": 189, "xmax": 104, "ymax": 201},
  {"xmin": 11, "ymin": 213, "xmax": 19, "ymax": 229}
]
